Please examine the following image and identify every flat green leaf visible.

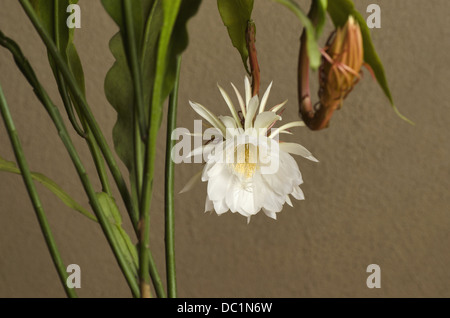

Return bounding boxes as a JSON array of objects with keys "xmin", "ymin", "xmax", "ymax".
[
  {"xmin": 31, "ymin": 0, "xmax": 86, "ymax": 94},
  {"xmin": 327, "ymin": 0, "xmax": 413, "ymax": 123},
  {"xmin": 162, "ymin": 0, "xmax": 202, "ymax": 100},
  {"xmin": 273, "ymin": 0, "xmax": 321, "ymax": 70},
  {"xmin": 315, "ymin": 0, "xmax": 328, "ymax": 38},
  {"xmin": 103, "ymin": 0, "xmax": 200, "ymax": 201},
  {"xmin": 217, "ymin": 0, "xmax": 254, "ymax": 73},
  {"xmin": 102, "ymin": 0, "xmax": 161, "ymax": 201},
  {"xmin": 96, "ymin": 192, "xmax": 138, "ymax": 276},
  {"xmin": 0, "ymin": 156, "xmax": 96, "ymax": 222}
]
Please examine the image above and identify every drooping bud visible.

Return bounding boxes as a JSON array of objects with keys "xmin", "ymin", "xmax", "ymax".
[{"xmin": 319, "ymin": 16, "xmax": 364, "ymax": 111}]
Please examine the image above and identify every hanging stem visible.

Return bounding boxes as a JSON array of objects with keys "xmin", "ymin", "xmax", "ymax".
[
  {"xmin": 297, "ymin": 1, "xmax": 331, "ymax": 130},
  {"xmin": 0, "ymin": 83, "xmax": 77, "ymax": 298},
  {"xmin": 165, "ymin": 56, "xmax": 181, "ymax": 298},
  {"xmin": 246, "ymin": 20, "xmax": 260, "ymax": 97}
]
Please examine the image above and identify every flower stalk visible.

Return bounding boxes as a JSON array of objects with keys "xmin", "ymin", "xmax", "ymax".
[
  {"xmin": 246, "ymin": 20, "xmax": 260, "ymax": 97},
  {"xmin": 165, "ymin": 56, "xmax": 181, "ymax": 298},
  {"xmin": 0, "ymin": 83, "xmax": 78, "ymax": 298}
]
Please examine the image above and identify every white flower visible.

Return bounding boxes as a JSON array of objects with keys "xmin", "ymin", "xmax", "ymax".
[{"xmin": 181, "ymin": 77, "xmax": 318, "ymax": 221}]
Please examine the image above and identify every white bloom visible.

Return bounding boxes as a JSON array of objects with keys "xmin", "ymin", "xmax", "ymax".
[{"xmin": 182, "ymin": 77, "xmax": 318, "ymax": 221}]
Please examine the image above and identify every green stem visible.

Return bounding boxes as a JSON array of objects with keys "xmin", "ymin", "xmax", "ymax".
[
  {"xmin": 122, "ymin": 0, "xmax": 147, "ymax": 141},
  {"xmin": 19, "ymin": 0, "xmax": 138, "ymax": 228},
  {"xmin": 9, "ymin": 2, "xmax": 166, "ymax": 297},
  {"xmin": 84, "ymin": 129, "xmax": 113, "ymax": 196},
  {"xmin": 53, "ymin": 0, "xmax": 86, "ymax": 138},
  {"xmin": 0, "ymin": 83, "xmax": 77, "ymax": 298},
  {"xmin": 165, "ymin": 56, "xmax": 181, "ymax": 298},
  {"xmin": 0, "ymin": 34, "xmax": 140, "ymax": 297},
  {"xmin": 139, "ymin": 0, "xmax": 181, "ymax": 299}
]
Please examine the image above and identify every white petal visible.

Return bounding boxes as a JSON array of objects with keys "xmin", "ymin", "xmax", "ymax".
[
  {"xmin": 244, "ymin": 76, "xmax": 251, "ymax": 107},
  {"xmin": 179, "ymin": 170, "xmax": 202, "ymax": 194},
  {"xmin": 219, "ymin": 115, "xmax": 237, "ymax": 130},
  {"xmin": 189, "ymin": 101, "xmax": 226, "ymax": 135},
  {"xmin": 261, "ymin": 151, "xmax": 302, "ymax": 195},
  {"xmin": 226, "ymin": 181, "xmax": 258, "ymax": 217},
  {"xmin": 291, "ymin": 185, "xmax": 305, "ymax": 200},
  {"xmin": 258, "ymin": 81, "xmax": 273, "ymax": 114},
  {"xmin": 186, "ymin": 143, "xmax": 215, "ymax": 160},
  {"xmin": 279, "ymin": 142, "xmax": 319, "ymax": 162},
  {"xmin": 205, "ymin": 197, "xmax": 214, "ymax": 213},
  {"xmin": 285, "ymin": 195, "xmax": 293, "ymax": 207},
  {"xmin": 262, "ymin": 208, "xmax": 277, "ymax": 220},
  {"xmin": 245, "ymin": 95, "xmax": 259, "ymax": 130},
  {"xmin": 231, "ymin": 82, "xmax": 246, "ymax": 117},
  {"xmin": 254, "ymin": 111, "xmax": 281, "ymax": 132},
  {"xmin": 213, "ymin": 199, "xmax": 229, "ymax": 215},
  {"xmin": 217, "ymin": 84, "xmax": 243, "ymax": 128},
  {"xmin": 207, "ymin": 166, "xmax": 232, "ymax": 201},
  {"xmin": 270, "ymin": 100, "xmax": 288, "ymax": 113},
  {"xmin": 269, "ymin": 121, "xmax": 305, "ymax": 139}
]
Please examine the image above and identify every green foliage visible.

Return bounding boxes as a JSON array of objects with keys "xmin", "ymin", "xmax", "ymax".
[
  {"xmin": 102, "ymin": 0, "xmax": 201, "ymax": 199},
  {"xmin": 273, "ymin": 0, "xmax": 324, "ymax": 70},
  {"xmin": 217, "ymin": 0, "xmax": 254, "ymax": 73},
  {"xmin": 96, "ymin": 192, "xmax": 138, "ymax": 277},
  {"xmin": 0, "ymin": 156, "xmax": 96, "ymax": 222}
]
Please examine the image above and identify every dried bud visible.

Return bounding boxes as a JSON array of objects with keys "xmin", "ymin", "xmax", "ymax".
[{"xmin": 319, "ymin": 16, "xmax": 364, "ymax": 110}]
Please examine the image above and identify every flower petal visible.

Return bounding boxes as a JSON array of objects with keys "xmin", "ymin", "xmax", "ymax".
[
  {"xmin": 205, "ymin": 197, "xmax": 214, "ymax": 213},
  {"xmin": 219, "ymin": 115, "xmax": 237, "ymax": 130},
  {"xmin": 244, "ymin": 76, "xmax": 251, "ymax": 107},
  {"xmin": 207, "ymin": 165, "xmax": 232, "ymax": 201},
  {"xmin": 270, "ymin": 100, "xmax": 288, "ymax": 113},
  {"xmin": 179, "ymin": 170, "xmax": 202, "ymax": 194},
  {"xmin": 254, "ymin": 111, "xmax": 281, "ymax": 132},
  {"xmin": 189, "ymin": 101, "xmax": 226, "ymax": 135},
  {"xmin": 279, "ymin": 142, "xmax": 319, "ymax": 162},
  {"xmin": 218, "ymin": 84, "xmax": 242, "ymax": 128},
  {"xmin": 231, "ymin": 82, "xmax": 246, "ymax": 117},
  {"xmin": 258, "ymin": 81, "xmax": 273, "ymax": 114},
  {"xmin": 269, "ymin": 121, "xmax": 305, "ymax": 139},
  {"xmin": 245, "ymin": 95, "xmax": 259, "ymax": 130},
  {"xmin": 291, "ymin": 185, "xmax": 305, "ymax": 200}
]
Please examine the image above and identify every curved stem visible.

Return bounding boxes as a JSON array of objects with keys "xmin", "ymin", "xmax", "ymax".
[
  {"xmin": 0, "ymin": 83, "xmax": 77, "ymax": 298},
  {"xmin": 165, "ymin": 56, "xmax": 181, "ymax": 298}
]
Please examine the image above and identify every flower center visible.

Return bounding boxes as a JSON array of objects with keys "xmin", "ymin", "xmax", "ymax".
[{"xmin": 232, "ymin": 143, "xmax": 258, "ymax": 179}]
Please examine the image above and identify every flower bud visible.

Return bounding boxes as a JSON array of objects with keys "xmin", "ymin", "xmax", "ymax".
[{"xmin": 319, "ymin": 16, "xmax": 363, "ymax": 110}]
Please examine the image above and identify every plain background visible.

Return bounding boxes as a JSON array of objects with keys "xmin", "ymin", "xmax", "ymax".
[{"xmin": 0, "ymin": 0, "xmax": 449, "ymax": 297}]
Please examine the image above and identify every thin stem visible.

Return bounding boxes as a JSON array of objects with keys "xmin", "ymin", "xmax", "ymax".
[
  {"xmin": 165, "ymin": 56, "xmax": 181, "ymax": 298},
  {"xmin": 122, "ymin": 0, "xmax": 147, "ymax": 140},
  {"xmin": 52, "ymin": 3, "xmax": 112, "ymax": 195},
  {"xmin": 12, "ymin": 1, "xmax": 166, "ymax": 297},
  {"xmin": 0, "ymin": 83, "xmax": 77, "ymax": 298},
  {"xmin": 19, "ymin": 0, "xmax": 139, "ymax": 227},
  {"xmin": 0, "ymin": 34, "xmax": 140, "ymax": 297},
  {"xmin": 84, "ymin": 129, "xmax": 113, "ymax": 196}
]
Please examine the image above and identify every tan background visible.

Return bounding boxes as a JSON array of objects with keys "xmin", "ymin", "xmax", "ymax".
[{"xmin": 0, "ymin": 0, "xmax": 449, "ymax": 297}]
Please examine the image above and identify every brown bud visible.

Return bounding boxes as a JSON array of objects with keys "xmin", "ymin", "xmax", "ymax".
[{"xmin": 319, "ymin": 16, "xmax": 364, "ymax": 110}]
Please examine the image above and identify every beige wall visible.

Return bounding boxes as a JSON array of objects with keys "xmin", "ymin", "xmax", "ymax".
[{"xmin": 0, "ymin": 0, "xmax": 449, "ymax": 297}]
